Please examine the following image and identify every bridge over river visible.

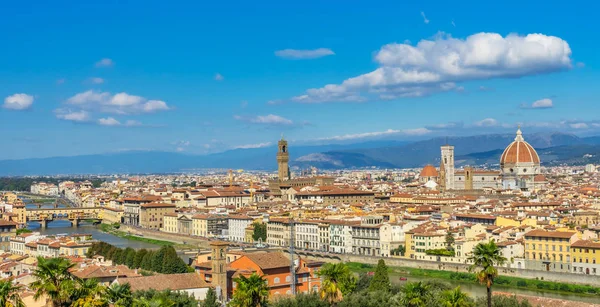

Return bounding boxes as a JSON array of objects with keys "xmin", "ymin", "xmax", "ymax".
[{"xmin": 26, "ymin": 207, "xmax": 103, "ymax": 229}]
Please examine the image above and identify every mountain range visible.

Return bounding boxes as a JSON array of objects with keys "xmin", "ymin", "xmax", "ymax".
[{"xmin": 1, "ymin": 132, "xmax": 600, "ymax": 176}]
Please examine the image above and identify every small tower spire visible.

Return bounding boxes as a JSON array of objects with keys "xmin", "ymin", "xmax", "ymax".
[{"xmin": 515, "ymin": 125, "xmax": 524, "ymax": 142}]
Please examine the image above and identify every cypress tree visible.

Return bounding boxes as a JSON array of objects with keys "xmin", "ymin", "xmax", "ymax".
[
  {"xmin": 203, "ymin": 287, "xmax": 219, "ymax": 307},
  {"xmin": 134, "ymin": 249, "xmax": 148, "ymax": 269},
  {"xmin": 152, "ymin": 246, "xmax": 168, "ymax": 273},
  {"xmin": 369, "ymin": 259, "xmax": 390, "ymax": 292},
  {"xmin": 125, "ymin": 247, "xmax": 136, "ymax": 268}
]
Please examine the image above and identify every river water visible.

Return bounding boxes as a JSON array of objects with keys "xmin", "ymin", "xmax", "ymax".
[{"xmin": 391, "ymin": 272, "xmax": 599, "ymax": 304}]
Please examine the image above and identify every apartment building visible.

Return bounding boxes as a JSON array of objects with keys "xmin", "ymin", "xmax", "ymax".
[
  {"xmin": 228, "ymin": 215, "xmax": 255, "ymax": 242},
  {"xmin": 139, "ymin": 202, "xmax": 176, "ymax": 230},
  {"xmin": 267, "ymin": 218, "xmax": 291, "ymax": 247},
  {"xmin": 571, "ymin": 240, "xmax": 600, "ymax": 275},
  {"xmin": 295, "ymin": 220, "xmax": 319, "ymax": 251},
  {"xmin": 524, "ymin": 229, "xmax": 576, "ymax": 273}
]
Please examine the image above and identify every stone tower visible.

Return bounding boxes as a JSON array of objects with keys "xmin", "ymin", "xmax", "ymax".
[
  {"xmin": 277, "ymin": 136, "xmax": 290, "ymax": 181},
  {"xmin": 464, "ymin": 166, "xmax": 474, "ymax": 190},
  {"xmin": 438, "ymin": 156, "xmax": 446, "ymax": 191},
  {"xmin": 210, "ymin": 241, "xmax": 229, "ymax": 301},
  {"xmin": 440, "ymin": 144, "xmax": 455, "ymax": 190}
]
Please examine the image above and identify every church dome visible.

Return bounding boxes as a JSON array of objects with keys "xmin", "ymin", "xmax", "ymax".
[
  {"xmin": 500, "ymin": 128, "xmax": 540, "ymax": 166},
  {"xmin": 420, "ymin": 164, "xmax": 439, "ymax": 177}
]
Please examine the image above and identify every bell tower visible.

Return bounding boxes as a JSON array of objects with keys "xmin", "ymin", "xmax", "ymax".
[
  {"xmin": 441, "ymin": 143, "xmax": 455, "ymax": 190},
  {"xmin": 277, "ymin": 136, "xmax": 290, "ymax": 181},
  {"xmin": 211, "ymin": 241, "xmax": 229, "ymax": 301}
]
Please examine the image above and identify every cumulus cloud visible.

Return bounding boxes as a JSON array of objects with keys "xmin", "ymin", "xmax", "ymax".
[
  {"xmin": 3, "ymin": 93, "xmax": 34, "ymax": 110},
  {"xmin": 292, "ymin": 32, "xmax": 572, "ymax": 103},
  {"xmin": 474, "ymin": 118, "xmax": 499, "ymax": 127},
  {"xmin": 55, "ymin": 110, "xmax": 91, "ymax": 122},
  {"xmin": 64, "ymin": 90, "xmax": 171, "ymax": 114},
  {"xmin": 275, "ymin": 48, "xmax": 335, "ymax": 59},
  {"xmin": 234, "ymin": 142, "xmax": 272, "ymax": 149},
  {"xmin": 95, "ymin": 58, "xmax": 114, "ymax": 67},
  {"xmin": 425, "ymin": 121, "xmax": 464, "ymax": 130},
  {"xmin": 234, "ymin": 114, "xmax": 296, "ymax": 126},
  {"xmin": 421, "ymin": 12, "xmax": 430, "ymax": 24},
  {"xmin": 214, "ymin": 73, "xmax": 224, "ymax": 81},
  {"xmin": 530, "ymin": 98, "xmax": 553, "ymax": 109},
  {"xmin": 317, "ymin": 128, "xmax": 431, "ymax": 141},
  {"xmin": 173, "ymin": 140, "xmax": 191, "ymax": 152}
]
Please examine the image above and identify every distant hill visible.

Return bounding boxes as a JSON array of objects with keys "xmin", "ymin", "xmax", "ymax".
[
  {"xmin": 294, "ymin": 132, "xmax": 587, "ymax": 169},
  {"xmin": 2, "ymin": 132, "xmax": 600, "ymax": 175}
]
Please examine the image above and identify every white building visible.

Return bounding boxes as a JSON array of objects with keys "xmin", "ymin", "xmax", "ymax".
[
  {"xmin": 329, "ymin": 221, "xmax": 354, "ymax": 254},
  {"xmin": 227, "ymin": 215, "xmax": 254, "ymax": 242},
  {"xmin": 295, "ymin": 220, "xmax": 319, "ymax": 251}
]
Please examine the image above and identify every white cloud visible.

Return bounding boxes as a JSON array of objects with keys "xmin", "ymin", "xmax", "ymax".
[
  {"xmin": 275, "ymin": 48, "xmax": 335, "ymax": 59},
  {"xmin": 3, "ymin": 93, "xmax": 34, "ymax": 110},
  {"xmin": 317, "ymin": 128, "xmax": 431, "ymax": 141},
  {"xmin": 451, "ymin": 20, "xmax": 456, "ymax": 27},
  {"xmin": 95, "ymin": 58, "xmax": 114, "ymax": 67},
  {"xmin": 90, "ymin": 77, "xmax": 104, "ymax": 84},
  {"xmin": 474, "ymin": 118, "xmax": 499, "ymax": 127},
  {"xmin": 292, "ymin": 32, "xmax": 572, "ymax": 103},
  {"xmin": 241, "ymin": 100, "xmax": 248, "ymax": 108},
  {"xmin": 55, "ymin": 110, "xmax": 90, "ymax": 122},
  {"xmin": 421, "ymin": 11, "xmax": 430, "ymax": 24},
  {"xmin": 234, "ymin": 114, "xmax": 295, "ymax": 126},
  {"xmin": 98, "ymin": 117, "xmax": 121, "ymax": 126},
  {"xmin": 570, "ymin": 122, "xmax": 589, "ymax": 129},
  {"xmin": 56, "ymin": 79, "xmax": 66, "ymax": 85},
  {"xmin": 214, "ymin": 73, "xmax": 224, "ymax": 81},
  {"xmin": 479, "ymin": 86, "xmax": 494, "ymax": 92},
  {"xmin": 64, "ymin": 90, "xmax": 171, "ymax": 114},
  {"xmin": 234, "ymin": 142, "xmax": 272, "ymax": 149},
  {"xmin": 531, "ymin": 98, "xmax": 553, "ymax": 109}
]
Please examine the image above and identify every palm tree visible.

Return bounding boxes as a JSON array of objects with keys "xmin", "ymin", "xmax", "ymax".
[
  {"xmin": 468, "ymin": 239, "xmax": 507, "ymax": 307},
  {"xmin": 230, "ymin": 273, "xmax": 269, "ymax": 307},
  {"xmin": 441, "ymin": 286, "xmax": 473, "ymax": 307},
  {"xmin": 104, "ymin": 283, "xmax": 133, "ymax": 307},
  {"xmin": 71, "ymin": 279, "xmax": 106, "ymax": 306},
  {"xmin": 0, "ymin": 280, "xmax": 24, "ymax": 307},
  {"xmin": 396, "ymin": 281, "xmax": 432, "ymax": 307},
  {"xmin": 317, "ymin": 263, "xmax": 354, "ymax": 305},
  {"xmin": 30, "ymin": 257, "xmax": 77, "ymax": 307}
]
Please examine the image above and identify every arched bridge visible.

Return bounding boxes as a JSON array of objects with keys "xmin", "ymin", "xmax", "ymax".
[{"xmin": 26, "ymin": 207, "xmax": 103, "ymax": 228}]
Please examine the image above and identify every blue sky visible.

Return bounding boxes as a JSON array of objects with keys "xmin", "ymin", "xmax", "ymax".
[{"xmin": 2, "ymin": 0, "xmax": 600, "ymax": 159}]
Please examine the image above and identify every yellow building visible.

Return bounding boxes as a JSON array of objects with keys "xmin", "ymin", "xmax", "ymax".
[
  {"xmin": 571, "ymin": 240, "xmax": 600, "ymax": 275},
  {"xmin": 496, "ymin": 216, "xmax": 537, "ymax": 227},
  {"xmin": 139, "ymin": 203, "xmax": 176, "ymax": 230},
  {"xmin": 524, "ymin": 229, "xmax": 576, "ymax": 273},
  {"xmin": 101, "ymin": 207, "xmax": 123, "ymax": 224}
]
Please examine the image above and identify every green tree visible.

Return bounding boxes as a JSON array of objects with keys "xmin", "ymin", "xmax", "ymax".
[
  {"xmin": 16, "ymin": 229, "xmax": 32, "ymax": 236},
  {"xmin": 252, "ymin": 222, "xmax": 267, "ymax": 242},
  {"xmin": 140, "ymin": 251, "xmax": 155, "ymax": 271},
  {"xmin": 395, "ymin": 281, "xmax": 433, "ymax": 307},
  {"xmin": 133, "ymin": 249, "xmax": 148, "ymax": 269},
  {"xmin": 369, "ymin": 259, "xmax": 390, "ymax": 292},
  {"xmin": 132, "ymin": 296, "xmax": 174, "ymax": 307},
  {"xmin": 271, "ymin": 292, "xmax": 329, "ymax": 307},
  {"xmin": 229, "ymin": 274, "xmax": 269, "ymax": 307},
  {"xmin": 30, "ymin": 257, "xmax": 78, "ymax": 307},
  {"xmin": 124, "ymin": 248, "xmax": 136, "ymax": 268},
  {"xmin": 445, "ymin": 233, "xmax": 455, "ymax": 251},
  {"xmin": 355, "ymin": 273, "xmax": 373, "ymax": 292},
  {"xmin": 317, "ymin": 263, "xmax": 356, "ymax": 305},
  {"xmin": 161, "ymin": 246, "xmax": 188, "ymax": 274},
  {"xmin": 104, "ymin": 283, "xmax": 133, "ymax": 307},
  {"xmin": 152, "ymin": 247, "xmax": 168, "ymax": 273},
  {"xmin": 441, "ymin": 286, "xmax": 473, "ymax": 307},
  {"xmin": 0, "ymin": 280, "xmax": 24, "ymax": 307},
  {"xmin": 468, "ymin": 239, "xmax": 507, "ymax": 307},
  {"xmin": 201, "ymin": 287, "xmax": 219, "ymax": 307}
]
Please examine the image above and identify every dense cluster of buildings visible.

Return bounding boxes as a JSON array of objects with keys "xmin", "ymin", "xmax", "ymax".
[{"xmin": 1, "ymin": 129, "xmax": 600, "ymax": 303}]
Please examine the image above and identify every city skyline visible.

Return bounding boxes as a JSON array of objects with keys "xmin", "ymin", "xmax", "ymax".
[{"xmin": 2, "ymin": 1, "xmax": 600, "ymax": 160}]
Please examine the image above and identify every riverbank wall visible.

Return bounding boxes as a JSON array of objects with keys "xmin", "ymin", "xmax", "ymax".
[
  {"xmin": 118, "ymin": 225, "xmax": 211, "ymax": 249},
  {"xmin": 298, "ymin": 253, "xmax": 600, "ymax": 287}
]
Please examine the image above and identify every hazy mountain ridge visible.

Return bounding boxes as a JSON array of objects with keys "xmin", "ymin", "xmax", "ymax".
[{"xmin": 0, "ymin": 132, "xmax": 598, "ymax": 175}]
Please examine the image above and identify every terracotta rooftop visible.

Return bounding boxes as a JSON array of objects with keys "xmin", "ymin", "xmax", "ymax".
[{"xmin": 118, "ymin": 273, "xmax": 209, "ymax": 292}]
